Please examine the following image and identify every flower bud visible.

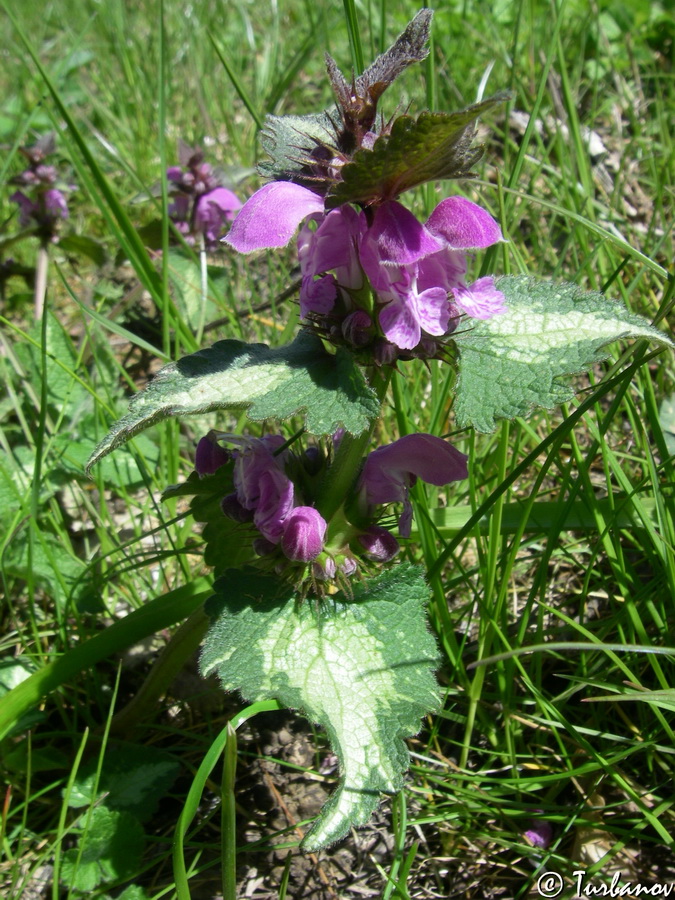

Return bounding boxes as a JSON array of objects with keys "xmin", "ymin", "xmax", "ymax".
[
  {"xmin": 253, "ymin": 537, "xmax": 276, "ymax": 557},
  {"xmin": 373, "ymin": 339, "xmax": 398, "ymax": 367},
  {"xmin": 357, "ymin": 526, "xmax": 400, "ymax": 562},
  {"xmin": 339, "ymin": 557, "xmax": 358, "ymax": 576},
  {"xmin": 302, "ymin": 446, "xmax": 324, "ymax": 476},
  {"xmin": 221, "ymin": 493, "xmax": 254, "ymax": 523},
  {"xmin": 281, "ymin": 507, "xmax": 327, "ymax": 562},
  {"xmin": 341, "ymin": 310, "xmax": 373, "ymax": 348},
  {"xmin": 312, "ymin": 554, "xmax": 336, "ymax": 581},
  {"xmin": 524, "ymin": 819, "xmax": 553, "ymax": 850}
]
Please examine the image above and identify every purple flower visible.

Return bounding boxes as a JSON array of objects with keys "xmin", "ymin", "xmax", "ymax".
[
  {"xmin": 166, "ymin": 148, "xmax": 242, "ymax": 247},
  {"xmin": 224, "ymin": 180, "xmax": 506, "ymax": 352},
  {"xmin": 341, "ymin": 309, "xmax": 374, "ymax": 347},
  {"xmin": 357, "ymin": 526, "xmax": 400, "ymax": 562},
  {"xmin": 195, "ymin": 434, "xmax": 230, "ymax": 476},
  {"xmin": 524, "ymin": 819, "xmax": 553, "ymax": 850},
  {"xmin": 232, "ymin": 435, "xmax": 294, "ymax": 543},
  {"xmin": 44, "ymin": 188, "xmax": 69, "ymax": 220},
  {"xmin": 360, "ymin": 198, "xmax": 505, "ymax": 348},
  {"xmin": 281, "ymin": 506, "xmax": 327, "ymax": 561},
  {"xmin": 225, "ymin": 182, "xmax": 324, "ymax": 252},
  {"xmin": 194, "ymin": 187, "xmax": 242, "ymax": 244},
  {"xmin": 297, "ymin": 205, "xmax": 366, "ymax": 317},
  {"xmin": 11, "ymin": 188, "xmax": 69, "ymax": 229},
  {"xmin": 360, "ymin": 433, "xmax": 468, "ymax": 537},
  {"xmin": 221, "ymin": 493, "xmax": 254, "ymax": 523},
  {"xmin": 10, "ymin": 191, "xmax": 39, "ymax": 228}
]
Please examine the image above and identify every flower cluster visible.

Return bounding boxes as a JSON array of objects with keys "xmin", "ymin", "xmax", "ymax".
[
  {"xmin": 167, "ymin": 145, "xmax": 241, "ymax": 248},
  {"xmin": 195, "ymin": 429, "xmax": 468, "ymax": 583},
  {"xmin": 226, "ymin": 181, "xmax": 505, "ymax": 359},
  {"xmin": 9, "ymin": 134, "xmax": 72, "ymax": 240}
]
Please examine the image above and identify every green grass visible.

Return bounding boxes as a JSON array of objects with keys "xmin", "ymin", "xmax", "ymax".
[{"xmin": 1, "ymin": 0, "xmax": 674, "ymax": 897}]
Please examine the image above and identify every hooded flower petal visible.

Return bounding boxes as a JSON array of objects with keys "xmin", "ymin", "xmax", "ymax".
[
  {"xmin": 361, "ymin": 433, "xmax": 468, "ymax": 506},
  {"xmin": 232, "ymin": 434, "xmax": 289, "ymax": 510},
  {"xmin": 44, "ymin": 188, "xmax": 69, "ymax": 219},
  {"xmin": 10, "ymin": 190, "xmax": 38, "ymax": 227},
  {"xmin": 357, "ymin": 526, "xmax": 400, "ymax": 562},
  {"xmin": 300, "ymin": 274, "xmax": 337, "ymax": 317},
  {"xmin": 299, "ymin": 205, "xmax": 365, "ymax": 280},
  {"xmin": 365, "ymin": 200, "xmax": 442, "ymax": 267},
  {"xmin": 425, "ymin": 196, "xmax": 504, "ymax": 249},
  {"xmin": 254, "ymin": 468, "xmax": 295, "ymax": 542},
  {"xmin": 195, "ymin": 434, "xmax": 230, "ymax": 476},
  {"xmin": 225, "ymin": 182, "xmax": 324, "ymax": 253}
]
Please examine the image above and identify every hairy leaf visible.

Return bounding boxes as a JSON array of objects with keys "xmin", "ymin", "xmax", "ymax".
[
  {"xmin": 326, "ymin": 93, "xmax": 511, "ymax": 208},
  {"xmin": 86, "ymin": 333, "xmax": 379, "ymax": 471},
  {"xmin": 201, "ymin": 564, "xmax": 439, "ymax": 850},
  {"xmin": 257, "ymin": 110, "xmax": 339, "ymax": 183},
  {"xmin": 454, "ymin": 276, "xmax": 674, "ymax": 432}
]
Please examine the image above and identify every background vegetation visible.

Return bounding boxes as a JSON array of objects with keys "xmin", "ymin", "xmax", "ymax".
[{"xmin": 0, "ymin": 0, "xmax": 673, "ymax": 897}]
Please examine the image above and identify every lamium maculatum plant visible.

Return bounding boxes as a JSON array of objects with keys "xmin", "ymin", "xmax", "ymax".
[{"xmin": 86, "ymin": 9, "xmax": 672, "ymax": 851}]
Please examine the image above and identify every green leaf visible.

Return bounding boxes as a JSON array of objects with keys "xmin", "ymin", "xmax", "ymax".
[
  {"xmin": 326, "ymin": 93, "xmax": 511, "ymax": 208},
  {"xmin": 86, "ymin": 332, "xmax": 379, "ymax": 471},
  {"xmin": 14, "ymin": 312, "xmax": 85, "ymax": 415},
  {"xmin": 167, "ymin": 248, "xmax": 222, "ymax": 331},
  {"xmin": 68, "ymin": 744, "xmax": 181, "ymax": 822},
  {"xmin": 658, "ymin": 395, "xmax": 675, "ymax": 456},
  {"xmin": 0, "ymin": 657, "xmax": 42, "ymax": 734},
  {"xmin": 454, "ymin": 276, "xmax": 674, "ymax": 432},
  {"xmin": 60, "ymin": 806, "xmax": 144, "ymax": 891},
  {"xmin": 200, "ymin": 564, "xmax": 439, "ymax": 851},
  {"xmin": 258, "ymin": 110, "xmax": 338, "ymax": 183},
  {"xmin": 58, "ymin": 233, "xmax": 106, "ymax": 266},
  {"xmin": 3, "ymin": 529, "xmax": 90, "ymax": 611}
]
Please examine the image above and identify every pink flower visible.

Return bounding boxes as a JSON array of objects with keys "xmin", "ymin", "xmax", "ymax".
[
  {"xmin": 232, "ymin": 435, "xmax": 294, "ymax": 543},
  {"xmin": 225, "ymin": 182, "xmax": 506, "ymax": 351},
  {"xmin": 194, "ymin": 187, "xmax": 242, "ymax": 244},
  {"xmin": 357, "ymin": 526, "xmax": 400, "ymax": 562},
  {"xmin": 360, "ymin": 433, "xmax": 468, "ymax": 537},
  {"xmin": 195, "ymin": 434, "xmax": 230, "ymax": 476}
]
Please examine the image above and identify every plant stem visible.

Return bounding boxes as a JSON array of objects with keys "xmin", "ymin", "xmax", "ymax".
[
  {"xmin": 33, "ymin": 241, "xmax": 48, "ymax": 320},
  {"xmin": 221, "ymin": 723, "xmax": 238, "ymax": 900},
  {"xmin": 315, "ymin": 366, "xmax": 391, "ymax": 522},
  {"xmin": 110, "ymin": 607, "xmax": 210, "ymax": 736}
]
